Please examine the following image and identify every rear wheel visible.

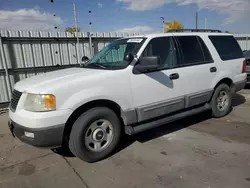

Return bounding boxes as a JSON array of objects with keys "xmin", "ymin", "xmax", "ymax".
[
  {"xmin": 68, "ymin": 107, "xmax": 122, "ymax": 162},
  {"xmin": 211, "ymin": 83, "xmax": 232, "ymax": 118}
]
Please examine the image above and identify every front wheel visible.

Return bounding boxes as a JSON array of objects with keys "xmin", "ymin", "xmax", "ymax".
[
  {"xmin": 69, "ymin": 107, "xmax": 122, "ymax": 162},
  {"xmin": 210, "ymin": 83, "xmax": 232, "ymax": 118}
]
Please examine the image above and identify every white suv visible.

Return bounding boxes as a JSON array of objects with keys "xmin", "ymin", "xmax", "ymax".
[{"xmin": 8, "ymin": 30, "xmax": 247, "ymax": 162}]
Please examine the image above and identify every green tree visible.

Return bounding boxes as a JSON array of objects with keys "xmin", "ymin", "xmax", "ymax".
[{"xmin": 164, "ymin": 20, "xmax": 184, "ymax": 32}]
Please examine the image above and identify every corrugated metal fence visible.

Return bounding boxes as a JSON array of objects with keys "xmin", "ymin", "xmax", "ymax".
[
  {"xmin": 234, "ymin": 33, "xmax": 250, "ymax": 50},
  {"xmin": 0, "ymin": 30, "xmax": 250, "ymax": 104}
]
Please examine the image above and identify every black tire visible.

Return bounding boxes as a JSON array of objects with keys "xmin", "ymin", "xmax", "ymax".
[
  {"xmin": 210, "ymin": 83, "xmax": 232, "ymax": 118},
  {"xmin": 68, "ymin": 107, "xmax": 122, "ymax": 163}
]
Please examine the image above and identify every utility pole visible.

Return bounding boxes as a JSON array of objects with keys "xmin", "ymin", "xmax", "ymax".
[
  {"xmin": 50, "ymin": 0, "xmax": 81, "ymax": 66},
  {"xmin": 72, "ymin": 2, "xmax": 81, "ymax": 66},
  {"xmin": 88, "ymin": 10, "xmax": 93, "ymax": 57},
  {"xmin": 196, "ymin": 11, "xmax": 198, "ymax": 29},
  {"xmin": 160, "ymin": 17, "xmax": 165, "ymax": 33},
  {"xmin": 205, "ymin": 17, "xmax": 207, "ymax": 29},
  {"xmin": 88, "ymin": 32, "xmax": 93, "ymax": 57}
]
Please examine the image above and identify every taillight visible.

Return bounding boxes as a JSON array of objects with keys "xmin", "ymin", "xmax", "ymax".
[{"xmin": 242, "ymin": 59, "xmax": 246, "ymax": 73}]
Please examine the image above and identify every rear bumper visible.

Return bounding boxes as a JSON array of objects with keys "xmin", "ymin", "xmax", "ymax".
[
  {"xmin": 235, "ymin": 79, "xmax": 247, "ymax": 92},
  {"xmin": 8, "ymin": 120, "xmax": 64, "ymax": 148},
  {"xmin": 247, "ymin": 74, "xmax": 250, "ymax": 83}
]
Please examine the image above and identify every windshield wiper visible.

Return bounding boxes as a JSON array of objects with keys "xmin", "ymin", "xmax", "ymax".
[{"xmin": 84, "ymin": 63, "xmax": 107, "ymax": 69}]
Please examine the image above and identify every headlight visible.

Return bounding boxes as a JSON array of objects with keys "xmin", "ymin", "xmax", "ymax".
[{"xmin": 24, "ymin": 93, "xmax": 56, "ymax": 112}]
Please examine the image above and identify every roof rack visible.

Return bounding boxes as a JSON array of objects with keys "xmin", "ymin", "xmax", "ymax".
[{"xmin": 167, "ymin": 29, "xmax": 222, "ymax": 33}]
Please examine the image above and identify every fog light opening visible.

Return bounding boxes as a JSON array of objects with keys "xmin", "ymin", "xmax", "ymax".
[{"xmin": 24, "ymin": 132, "xmax": 34, "ymax": 138}]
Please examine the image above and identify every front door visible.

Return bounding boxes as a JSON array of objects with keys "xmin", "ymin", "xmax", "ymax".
[{"xmin": 130, "ymin": 36, "xmax": 185, "ymax": 122}]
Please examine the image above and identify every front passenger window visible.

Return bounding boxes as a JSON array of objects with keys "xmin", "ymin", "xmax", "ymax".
[{"xmin": 141, "ymin": 37, "xmax": 177, "ymax": 69}]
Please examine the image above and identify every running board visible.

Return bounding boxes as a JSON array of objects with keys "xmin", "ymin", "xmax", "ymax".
[{"xmin": 125, "ymin": 104, "xmax": 211, "ymax": 135}]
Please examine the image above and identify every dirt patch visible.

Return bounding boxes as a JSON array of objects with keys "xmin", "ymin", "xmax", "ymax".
[
  {"xmin": 18, "ymin": 163, "xmax": 36, "ymax": 176},
  {"xmin": 192, "ymin": 147, "xmax": 218, "ymax": 157},
  {"xmin": 160, "ymin": 151, "xmax": 167, "ymax": 156},
  {"xmin": 188, "ymin": 120, "xmax": 250, "ymax": 145}
]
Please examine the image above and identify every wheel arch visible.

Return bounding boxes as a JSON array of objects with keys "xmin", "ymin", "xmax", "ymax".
[
  {"xmin": 214, "ymin": 77, "xmax": 235, "ymax": 91},
  {"xmin": 62, "ymin": 99, "xmax": 126, "ymax": 144},
  {"xmin": 209, "ymin": 77, "xmax": 234, "ymax": 102}
]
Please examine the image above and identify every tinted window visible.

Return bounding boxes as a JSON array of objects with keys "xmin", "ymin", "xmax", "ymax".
[
  {"xmin": 176, "ymin": 36, "xmax": 212, "ymax": 66},
  {"xmin": 209, "ymin": 36, "xmax": 243, "ymax": 61},
  {"xmin": 197, "ymin": 37, "xmax": 213, "ymax": 62},
  {"xmin": 141, "ymin": 37, "xmax": 177, "ymax": 69}
]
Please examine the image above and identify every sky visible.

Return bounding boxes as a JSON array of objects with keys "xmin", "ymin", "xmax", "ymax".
[{"xmin": 0, "ymin": 0, "xmax": 249, "ymax": 33}]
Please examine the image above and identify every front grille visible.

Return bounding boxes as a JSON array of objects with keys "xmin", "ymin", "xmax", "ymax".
[{"xmin": 10, "ymin": 90, "xmax": 22, "ymax": 112}]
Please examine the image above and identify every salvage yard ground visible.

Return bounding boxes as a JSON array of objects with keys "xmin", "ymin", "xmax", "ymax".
[{"xmin": 1, "ymin": 90, "xmax": 250, "ymax": 188}]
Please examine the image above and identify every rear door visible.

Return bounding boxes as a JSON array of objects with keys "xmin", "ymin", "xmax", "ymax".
[{"xmin": 173, "ymin": 35, "xmax": 217, "ymax": 107}]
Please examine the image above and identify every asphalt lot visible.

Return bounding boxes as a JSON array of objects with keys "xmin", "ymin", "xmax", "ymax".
[{"xmin": 1, "ymin": 90, "xmax": 250, "ymax": 188}]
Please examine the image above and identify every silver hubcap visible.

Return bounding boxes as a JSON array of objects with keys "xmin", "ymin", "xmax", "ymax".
[
  {"xmin": 85, "ymin": 119, "xmax": 113, "ymax": 152},
  {"xmin": 217, "ymin": 91, "xmax": 229, "ymax": 111}
]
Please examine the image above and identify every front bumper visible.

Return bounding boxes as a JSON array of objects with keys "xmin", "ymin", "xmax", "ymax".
[
  {"xmin": 8, "ymin": 106, "xmax": 72, "ymax": 148},
  {"xmin": 8, "ymin": 120, "xmax": 64, "ymax": 148}
]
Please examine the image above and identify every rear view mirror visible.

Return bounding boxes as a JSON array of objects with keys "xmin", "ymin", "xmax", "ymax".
[
  {"xmin": 124, "ymin": 53, "xmax": 134, "ymax": 62},
  {"xmin": 134, "ymin": 56, "xmax": 160, "ymax": 73},
  {"xmin": 81, "ymin": 56, "xmax": 89, "ymax": 63}
]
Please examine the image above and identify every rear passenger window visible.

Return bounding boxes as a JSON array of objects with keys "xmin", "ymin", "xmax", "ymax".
[
  {"xmin": 209, "ymin": 36, "xmax": 243, "ymax": 61},
  {"xmin": 176, "ymin": 36, "xmax": 213, "ymax": 66},
  {"xmin": 197, "ymin": 37, "xmax": 213, "ymax": 62}
]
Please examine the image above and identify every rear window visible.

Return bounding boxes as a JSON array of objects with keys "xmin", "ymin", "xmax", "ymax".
[{"xmin": 209, "ymin": 36, "xmax": 243, "ymax": 61}]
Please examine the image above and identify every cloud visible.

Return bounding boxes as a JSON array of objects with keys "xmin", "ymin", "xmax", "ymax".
[
  {"xmin": 117, "ymin": 0, "xmax": 167, "ymax": 11},
  {"xmin": 33, "ymin": 5, "xmax": 40, "ymax": 10},
  {"xmin": 98, "ymin": 3, "xmax": 103, "ymax": 8},
  {"xmin": 0, "ymin": 9, "xmax": 63, "ymax": 31},
  {"xmin": 115, "ymin": 25, "xmax": 154, "ymax": 33},
  {"xmin": 117, "ymin": 0, "xmax": 250, "ymax": 23}
]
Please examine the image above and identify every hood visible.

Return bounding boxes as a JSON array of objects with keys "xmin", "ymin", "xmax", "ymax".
[{"xmin": 14, "ymin": 68, "xmax": 108, "ymax": 93}]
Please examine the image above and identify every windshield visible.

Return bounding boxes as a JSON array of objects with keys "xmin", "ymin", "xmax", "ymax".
[{"xmin": 85, "ymin": 38, "xmax": 146, "ymax": 69}]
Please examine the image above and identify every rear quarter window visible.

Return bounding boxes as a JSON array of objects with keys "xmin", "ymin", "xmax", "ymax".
[{"xmin": 209, "ymin": 36, "xmax": 243, "ymax": 61}]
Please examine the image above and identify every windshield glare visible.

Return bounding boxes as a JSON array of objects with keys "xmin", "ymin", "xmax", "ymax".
[{"xmin": 85, "ymin": 38, "xmax": 145, "ymax": 69}]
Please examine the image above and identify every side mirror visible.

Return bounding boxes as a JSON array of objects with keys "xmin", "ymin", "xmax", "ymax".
[
  {"xmin": 124, "ymin": 53, "xmax": 134, "ymax": 62},
  {"xmin": 81, "ymin": 56, "xmax": 89, "ymax": 63},
  {"xmin": 134, "ymin": 56, "xmax": 160, "ymax": 73}
]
